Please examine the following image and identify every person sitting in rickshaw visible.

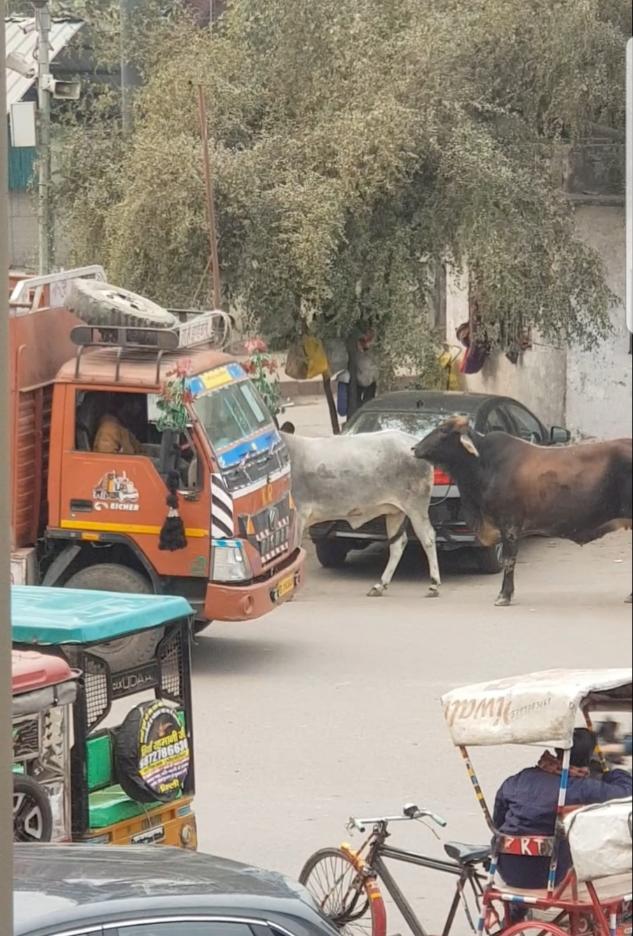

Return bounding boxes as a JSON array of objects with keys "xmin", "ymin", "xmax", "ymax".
[{"xmin": 493, "ymin": 728, "xmax": 632, "ymax": 890}]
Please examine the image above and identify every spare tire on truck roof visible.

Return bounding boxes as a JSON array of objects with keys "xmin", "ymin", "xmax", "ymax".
[{"xmin": 66, "ymin": 279, "xmax": 177, "ymax": 330}]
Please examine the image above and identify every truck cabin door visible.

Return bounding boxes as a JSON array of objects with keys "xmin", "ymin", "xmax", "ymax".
[{"xmin": 55, "ymin": 388, "xmax": 211, "ymax": 582}]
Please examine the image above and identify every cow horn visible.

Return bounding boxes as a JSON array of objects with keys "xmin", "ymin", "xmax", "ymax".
[{"xmin": 460, "ymin": 435, "xmax": 480, "ymax": 458}]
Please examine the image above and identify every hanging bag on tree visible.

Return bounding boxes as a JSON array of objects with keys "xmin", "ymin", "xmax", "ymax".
[
  {"xmin": 285, "ymin": 338, "xmax": 309, "ymax": 380},
  {"xmin": 303, "ymin": 336, "xmax": 330, "ymax": 379}
]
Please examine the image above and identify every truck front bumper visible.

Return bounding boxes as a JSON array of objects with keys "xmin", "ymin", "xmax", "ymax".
[{"xmin": 204, "ymin": 548, "xmax": 305, "ymax": 622}]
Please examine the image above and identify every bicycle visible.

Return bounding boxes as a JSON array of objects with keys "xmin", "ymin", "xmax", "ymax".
[{"xmin": 299, "ymin": 803, "xmax": 493, "ymax": 936}]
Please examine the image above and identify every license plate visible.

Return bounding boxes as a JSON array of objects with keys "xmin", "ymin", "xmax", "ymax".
[
  {"xmin": 132, "ymin": 825, "xmax": 165, "ymax": 845},
  {"xmin": 277, "ymin": 575, "xmax": 295, "ymax": 599}
]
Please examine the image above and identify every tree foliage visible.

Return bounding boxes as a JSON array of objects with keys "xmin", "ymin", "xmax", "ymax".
[{"xmin": 53, "ymin": 0, "xmax": 629, "ymax": 359}]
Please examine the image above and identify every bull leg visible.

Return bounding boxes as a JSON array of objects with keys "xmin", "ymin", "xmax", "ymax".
[
  {"xmin": 495, "ymin": 533, "xmax": 518, "ymax": 607},
  {"xmin": 408, "ymin": 508, "xmax": 441, "ymax": 598},
  {"xmin": 368, "ymin": 514, "xmax": 407, "ymax": 597}
]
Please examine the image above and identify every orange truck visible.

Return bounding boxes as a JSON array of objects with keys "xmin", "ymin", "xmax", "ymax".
[{"xmin": 10, "ymin": 267, "xmax": 305, "ymax": 631}]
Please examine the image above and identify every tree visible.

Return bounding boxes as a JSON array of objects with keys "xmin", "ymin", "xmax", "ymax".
[{"xmin": 53, "ymin": 0, "xmax": 629, "ymax": 363}]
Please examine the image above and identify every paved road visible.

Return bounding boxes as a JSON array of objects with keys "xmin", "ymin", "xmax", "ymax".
[{"xmin": 193, "ymin": 533, "xmax": 631, "ymax": 931}]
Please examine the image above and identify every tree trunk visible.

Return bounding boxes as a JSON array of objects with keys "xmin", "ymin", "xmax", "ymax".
[
  {"xmin": 346, "ymin": 336, "xmax": 360, "ymax": 419},
  {"xmin": 322, "ymin": 374, "xmax": 340, "ymax": 435}
]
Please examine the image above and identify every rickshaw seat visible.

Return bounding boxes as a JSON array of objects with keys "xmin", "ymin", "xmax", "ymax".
[
  {"xmin": 445, "ymin": 842, "xmax": 491, "ymax": 865},
  {"xmin": 89, "ymin": 784, "xmax": 147, "ymax": 828}
]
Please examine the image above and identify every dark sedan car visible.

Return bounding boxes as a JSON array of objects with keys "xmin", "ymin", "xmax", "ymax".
[
  {"xmin": 310, "ymin": 390, "xmax": 570, "ymax": 574},
  {"xmin": 14, "ymin": 844, "xmax": 340, "ymax": 936}
]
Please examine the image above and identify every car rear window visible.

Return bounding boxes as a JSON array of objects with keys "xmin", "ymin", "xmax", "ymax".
[{"xmin": 345, "ymin": 411, "xmax": 457, "ymax": 438}]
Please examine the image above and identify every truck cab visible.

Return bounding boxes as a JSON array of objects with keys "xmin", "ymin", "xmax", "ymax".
[{"xmin": 10, "ymin": 268, "xmax": 304, "ymax": 625}]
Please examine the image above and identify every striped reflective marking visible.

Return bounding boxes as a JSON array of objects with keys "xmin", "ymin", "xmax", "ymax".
[
  {"xmin": 61, "ymin": 520, "xmax": 207, "ymax": 538},
  {"xmin": 211, "ymin": 474, "xmax": 234, "ymax": 539},
  {"xmin": 499, "ymin": 893, "xmax": 539, "ymax": 905}
]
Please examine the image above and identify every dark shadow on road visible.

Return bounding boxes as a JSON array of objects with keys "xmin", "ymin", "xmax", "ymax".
[
  {"xmin": 315, "ymin": 541, "xmax": 484, "ymax": 584},
  {"xmin": 192, "ymin": 632, "xmax": 303, "ymax": 676}
]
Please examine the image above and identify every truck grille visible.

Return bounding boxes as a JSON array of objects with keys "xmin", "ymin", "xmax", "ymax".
[{"xmin": 240, "ymin": 495, "xmax": 291, "ymax": 565}]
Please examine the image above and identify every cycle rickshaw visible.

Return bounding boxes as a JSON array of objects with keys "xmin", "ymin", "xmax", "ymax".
[{"xmin": 300, "ymin": 668, "xmax": 632, "ymax": 936}]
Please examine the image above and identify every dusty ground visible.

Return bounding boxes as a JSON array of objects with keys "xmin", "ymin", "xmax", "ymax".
[{"xmin": 192, "ymin": 529, "xmax": 632, "ymax": 932}]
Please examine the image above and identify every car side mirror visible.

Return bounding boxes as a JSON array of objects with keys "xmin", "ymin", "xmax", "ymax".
[{"xmin": 550, "ymin": 426, "xmax": 571, "ymax": 445}]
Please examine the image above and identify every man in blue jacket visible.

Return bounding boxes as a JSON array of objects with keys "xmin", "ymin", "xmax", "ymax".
[{"xmin": 494, "ymin": 728, "xmax": 632, "ymax": 890}]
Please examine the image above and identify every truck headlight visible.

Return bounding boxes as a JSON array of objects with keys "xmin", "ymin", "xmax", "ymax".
[{"xmin": 212, "ymin": 540, "xmax": 252, "ymax": 583}]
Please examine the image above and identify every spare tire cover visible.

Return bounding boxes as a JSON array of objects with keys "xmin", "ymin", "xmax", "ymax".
[
  {"xmin": 114, "ymin": 701, "xmax": 191, "ymax": 804},
  {"xmin": 66, "ymin": 279, "xmax": 177, "ymax": 329}
]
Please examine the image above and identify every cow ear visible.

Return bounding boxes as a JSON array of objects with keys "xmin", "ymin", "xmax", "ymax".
[{"xmin": 460, "ymin": 435, "xmax": 480, "ymax": 458}]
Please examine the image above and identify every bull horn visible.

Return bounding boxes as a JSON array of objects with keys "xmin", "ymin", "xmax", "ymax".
[{"xmin": 460, "ymin": 435, "xmax": 480, "ymax": 458}]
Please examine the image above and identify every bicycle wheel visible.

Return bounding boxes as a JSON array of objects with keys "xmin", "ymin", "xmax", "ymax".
[
  {"xmin": 300, "ymin": 847, "xmax": 387, "ymax": 936},
  {"xmin": 501, "ymin": 923, "xmax": 570, "ymax": 936}
]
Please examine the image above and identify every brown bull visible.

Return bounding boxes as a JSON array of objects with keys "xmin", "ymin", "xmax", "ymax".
[{"xmin": 414, "ymin": 417, "xmax": 632, "ymax": 606}]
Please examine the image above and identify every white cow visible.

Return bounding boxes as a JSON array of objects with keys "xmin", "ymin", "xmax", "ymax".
[{"xmin": 283, "ymin": 431, "xmax": 441, "ymax": 597}]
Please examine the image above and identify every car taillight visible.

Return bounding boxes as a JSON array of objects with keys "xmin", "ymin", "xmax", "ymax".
[{"xmin": 434, "ymin": 469, "xmax": 453, "ymax": 486}]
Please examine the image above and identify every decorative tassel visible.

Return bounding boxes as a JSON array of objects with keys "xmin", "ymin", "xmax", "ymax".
[{"xmin": 159, "ymin": 471, "xmax": 188, "ymax": 551}]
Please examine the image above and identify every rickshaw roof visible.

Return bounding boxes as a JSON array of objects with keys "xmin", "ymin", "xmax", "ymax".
[
  {"xmin": 12, "ymin": 649, "xmax": 75, "ymax": 695},
  {"xmin": 11, "ymin": 586, "xmax": 193, "ymax": 646},
  {"xmin": 442, "ymin": 668, "xmax": 632, "ymax": 748}
]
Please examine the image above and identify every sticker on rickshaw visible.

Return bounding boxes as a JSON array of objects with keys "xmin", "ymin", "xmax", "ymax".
[{"xmin": 131, "ymin": 824, "xmax": 166, "ymax": 846}]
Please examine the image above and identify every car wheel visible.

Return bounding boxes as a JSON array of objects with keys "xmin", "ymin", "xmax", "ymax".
[
  {"xmin": 474, "ymin": 543, "xmax": 504, "ymax": 574},
  {"xmin": 315, "ymin": 540, "xmax": 350, "ymax": 569}
]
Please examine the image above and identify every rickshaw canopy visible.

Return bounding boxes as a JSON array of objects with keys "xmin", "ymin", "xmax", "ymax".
[
  {"xmin": 12, "ymin": 649, "xmax": 74, "ymax": 694},
  {"xmin": 442, "ymin": 668, "xmax": 632, "ymax": 748},
  {"xmin": 12, "ymin": 648, "xmax": 77, "ymax": 717},
  {"xmin": 11, "ymin": 586, "xmax": 193, "ymax": 646}
]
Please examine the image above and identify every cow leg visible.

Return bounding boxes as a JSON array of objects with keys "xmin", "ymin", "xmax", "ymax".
[
  {"xmin": 408, "ymin": 508, "xmax": 441, "ymax": 598},
  {"xmin": 495, "ymin": 533, "xmax": 519, "ymax": 607},
  {"xmin": 368, "ymin": 514, "xmax": 407, "ymax": 597}
]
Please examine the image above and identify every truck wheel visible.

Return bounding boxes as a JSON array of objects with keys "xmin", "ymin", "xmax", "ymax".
[
  {"xmin": 66, "ymin": 279, "xmax": 177, "ymax": 329},
  {"xmin": 315, "ymin": 541, "xmax": 350, "ymax": 569},
  {"xmin": 64, "ymin": 564, "xmax": 162, "ymax": 672},
  {"xmin": 474, "ymin": 543, "xmax": 504, "ymax": 575}
]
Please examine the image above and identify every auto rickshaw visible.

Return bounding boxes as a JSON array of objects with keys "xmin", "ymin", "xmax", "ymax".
[
  {"xmin": 12, "ymin": 585, "xmax": 197, "ymax": 849},
  {"xmin": 443, "ymin": 668, "xmax": 632, "ymax": 936},
  {"xmin": 12, "ymin": 648, "xmax": 78, "ymax": 843}
]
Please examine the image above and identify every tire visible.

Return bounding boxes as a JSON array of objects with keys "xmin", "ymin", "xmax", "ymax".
[
  {"xmin": 13, "ymin": 775, "xmax": 53, "ymax": 843},
  {"xmin": 66, "ymin": 279, "xmax": 177, "ymax": 330},
  {"xmin": 315, "ymin": 540, "xmax": 351, "ymax": 569},
  {"xmin": 474, "ymin": 543, "xmax": 504, "ymax": 575},
  {"xmin": 299, "ymin": 848, "xmax": 387, "ymax": 936},
  {"xmin": 501, "ymin": 923, "xmax": 570, "ymax": 936},
  {"xmin": 64, "ymin": 563, "xmax": 162, "ymax": 672}
]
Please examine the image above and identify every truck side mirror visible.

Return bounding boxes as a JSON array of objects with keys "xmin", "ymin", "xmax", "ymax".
[{"xmin": 550, "ymin": 426, "xmax": 571, "ymax": 445}]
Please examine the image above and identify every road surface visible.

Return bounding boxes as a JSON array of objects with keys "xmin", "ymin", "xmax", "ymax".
[{"xmin": 193, "ymin": 532, "xmax": 631, "ymax": 931}]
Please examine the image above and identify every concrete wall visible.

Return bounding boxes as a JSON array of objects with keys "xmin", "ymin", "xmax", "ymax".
[
  {"xmin": 445, "ymin": 270, "xmax": 567, "ymax": 429},
  {"xmin": 444, "ymin": 203, "xmax": 632, "ymax": 438},
  {"xmin": 8, "ymin": 191, "xmax": 37, "ymax": 270},
  {"xmin": 565, "ymin": 205, "xmax": 631, "ymax": 440}
]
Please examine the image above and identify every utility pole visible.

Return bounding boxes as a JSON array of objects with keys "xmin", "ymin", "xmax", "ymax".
[
  {"xmin": 34, "ymin": 0, "xmax": 52, "ymax": 274},
  {"xmin": 197, "ymin": 86, "xmax": 222, "ymax": 309},
  {"xmin": 0, "ymin": 2, "xmax": 15, "ymax": 930},
  {"xmin": 120, "ymin": 0, "xmax": 141, "ymax": 135}
]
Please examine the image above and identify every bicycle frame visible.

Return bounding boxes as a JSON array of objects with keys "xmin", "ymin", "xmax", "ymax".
[{"xmin": 358, "ymin": 836, "xmax": 487, "ymax": 936}]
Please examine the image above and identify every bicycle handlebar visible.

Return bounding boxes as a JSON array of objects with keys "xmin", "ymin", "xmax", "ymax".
[{"xmin": 347, "ymin": 804, "xmax": 448, "ymax": 834}]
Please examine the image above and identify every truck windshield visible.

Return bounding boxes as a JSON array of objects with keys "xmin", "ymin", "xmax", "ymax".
[{"xmin": 193, "ymin": 380, "xmax": 273, "ymax": 451}]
